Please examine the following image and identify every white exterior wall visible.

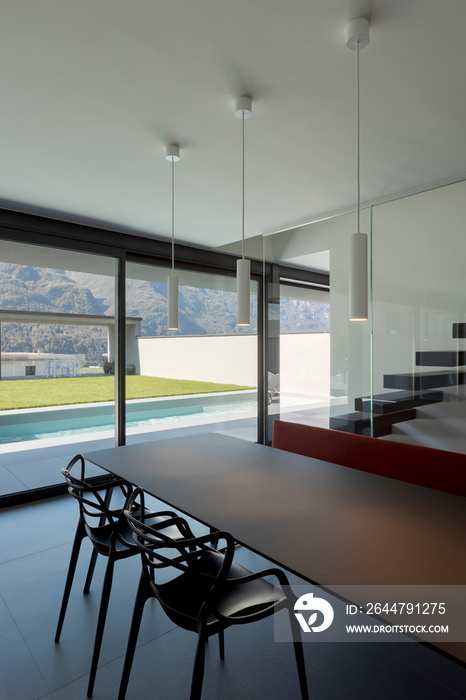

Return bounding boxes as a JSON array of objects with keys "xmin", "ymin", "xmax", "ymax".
[
  {"xmin": 1, "ymin": 353, "xmax": 81, "ymax": 378},
  {"xmin": 138, "ymin": 335, "xmax": 258, "ymax": 386},
  {"xmin": 1, "ymin": 358, "xmax": 47, "ymax": 378},
  {"xmin": 138, "ymin": 333, "xmax": 330, "ymax": 397}
]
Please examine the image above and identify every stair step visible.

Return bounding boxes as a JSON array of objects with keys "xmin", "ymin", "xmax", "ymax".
[
  {"xmin": 329, "ymin": 408, "xmax": 416, "ymax": 437},
  {"xmin": 379, "ymin": 434, "xmax": 427, "ymax": 446},
  {"xmin": 453, "ymin": 323, "xmax": 466, "ymax": 338},
  {"xmin": 390, "ymin": 415, "xmax": 466, "ymax": 454},
  {"xmin": 383, "ymin": 370, "xmax": 466, "ymax": 391},
  {"xmin": 416, "ymin": 351, "xmax": 466, "ymax": 366},
  {"xmin": 354, "ymin": 390, "xmax": 443, "ymax": 414}
]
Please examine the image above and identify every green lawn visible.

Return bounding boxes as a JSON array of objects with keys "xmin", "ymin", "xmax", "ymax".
[{"xmin": 0, "ymin": 376, "xmax": 254, "ymax": 411}]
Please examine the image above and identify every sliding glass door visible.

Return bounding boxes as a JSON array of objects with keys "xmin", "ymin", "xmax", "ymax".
[
  {"xmin": 124, "ymin": 261, "xmax": 258, "ymax": 444},
  {"xmin": 0, "ymin": 240, "xmax": 117, "ymax": 496}
]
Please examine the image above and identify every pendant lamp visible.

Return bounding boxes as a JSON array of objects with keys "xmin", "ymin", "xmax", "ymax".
[
  {"xmin": 166, "ymin": 144, "xmax": 180, "ymax": 330},
  {"xmin": 235, "ymin": 95, "xmax": 252, "ymax": 326},
  {"xmin": 347, "ymin": 17, "xmax": 370, "ymax": 321}
]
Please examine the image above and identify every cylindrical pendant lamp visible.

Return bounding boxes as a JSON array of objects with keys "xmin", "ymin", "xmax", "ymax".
[
  {"xmin": 236, "ymin": 257, "xmax": 251, "ymax": 326},
  {"xmin": 349, "ymin": 232, "xmax": 368, "ymax": 320},
  {"xmin": 235, "ymin": 95, "xmax": 252, "ymax": 326},
  {"xmin": 167, "ymin": 273, "xmax": 179, "ymax": 330},
  {"xmin": 347, "ymin": 17, "xmax": 369, "ymax": 322},
  {"xmin": 166, "ymin": 143, "xmax": 180, "ymax": 330}
]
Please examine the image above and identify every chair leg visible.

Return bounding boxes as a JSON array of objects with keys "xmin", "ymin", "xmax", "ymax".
[
  {"xmin": 218, "ymin": 629, "xmax": 225, "ymax": 660},
  {"xmin": 87, "ymin": 556, "xmax": 115, "ymax": 698},
  {"xmin": 118, "ymin": 575, "xmax": 152, "ymax": 700},
  {"xmin": 83, "ymin": 549, "xmax": 98, "ymax": 595},
  {"xmin": 190, "ymin": 627, "xmax": 208, "ymax": 700},
  {"xmin": 55, "ymin": 523, "xmax": 85, "ymax": 643},
  {"xmin": 288, "ymin": 610, "xmax": 309, "ymax": 700}
]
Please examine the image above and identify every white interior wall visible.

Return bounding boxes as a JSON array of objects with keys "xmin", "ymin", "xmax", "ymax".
[{"xmin": 279, "ymin": 333, "xmax": 330, "ymax": 398}]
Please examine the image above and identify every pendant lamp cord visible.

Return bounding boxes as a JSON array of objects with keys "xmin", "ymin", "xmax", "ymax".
[
  {"xmin": 241, "ymin": 111, "xmax": 245, "ymax": 260},
  {"xmin": 171, "ymin": 157, "xmax": 175, "ymax": 275},
  {"xmin": 357, "ymin": 40, "xmax": 361, "ymax": 235}
]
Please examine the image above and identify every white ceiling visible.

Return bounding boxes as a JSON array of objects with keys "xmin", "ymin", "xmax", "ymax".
[{"xmin": 1, "ymin": 0, "xmax": 465, "ymax": 253}]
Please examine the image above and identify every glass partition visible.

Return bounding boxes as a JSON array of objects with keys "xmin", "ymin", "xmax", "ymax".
[
  {"xmin": 371, "ymin": 180, "xmax": 466, "ymax": 450},
  {"xmin": 125, "ymin": 261, "xmax": 258, "ymax": 444},
  {"xmin": 272, "ymin": 177, "xmax": 466, "ymax": 452},
  {"xmin": 267, "ymin": 212, "xmax": 371, "ymax": 436}
]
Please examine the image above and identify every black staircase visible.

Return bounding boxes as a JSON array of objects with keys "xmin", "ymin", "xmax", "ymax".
[
  {"xmin": 330, "ymin": 321, "xmax": 465, "ymax": 436},
  {"xmin": 416, "ymin": 351, "xmax": 466, "ymax": 366},
  {"xmin": 453, "ymin": 323, "xmax": 466, "ymax": 338},
  {"xmin": 383, "ymin": 370, "xmax": 466, "ymax": 391},
  {"xmin": 354, "ymin": 390, "xmax": 443, "ymax": 414},
  {"xmin": 329, "ymin": 408, "xmax": 417, "ymax": 437}
]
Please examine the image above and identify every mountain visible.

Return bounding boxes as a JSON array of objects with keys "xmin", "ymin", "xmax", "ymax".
[{"xmin": 0, "ymin": 263, "xmax": 329, "ymax": 363}]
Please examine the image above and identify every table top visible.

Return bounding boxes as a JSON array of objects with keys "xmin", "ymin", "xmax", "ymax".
[{"xmin": 84, "ymin": 433, "xmax": 466, "ymax": 587}]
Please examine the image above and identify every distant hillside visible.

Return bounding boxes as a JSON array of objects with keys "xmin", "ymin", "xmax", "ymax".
[{"xmin": 0, "ymin": 263, "xmax": 329, "ymax": 363}]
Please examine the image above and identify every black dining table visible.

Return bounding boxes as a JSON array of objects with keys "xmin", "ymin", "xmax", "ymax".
[{"xmin": 84, "ymin": 432, "xmax": 466, "ymax": 660}]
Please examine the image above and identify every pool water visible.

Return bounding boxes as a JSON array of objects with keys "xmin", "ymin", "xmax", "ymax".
[{"xmin": 0, "ymin": 399, "xmax": 257, "ymax": 444}]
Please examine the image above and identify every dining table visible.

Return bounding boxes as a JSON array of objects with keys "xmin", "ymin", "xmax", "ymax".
[{"xmin": 84, "ymin": 432, "xmax": 466, "ymax": 660}]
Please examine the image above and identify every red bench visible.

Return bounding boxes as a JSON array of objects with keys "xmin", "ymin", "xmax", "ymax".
[{"xmin": 272, "ymin": 420, "xmax": 466, "ymax": 497}]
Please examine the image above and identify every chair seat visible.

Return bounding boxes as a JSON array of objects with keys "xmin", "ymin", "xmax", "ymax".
[{"xmin": 156, "ymin": 550, "xmax": 284, "ymax": 630}]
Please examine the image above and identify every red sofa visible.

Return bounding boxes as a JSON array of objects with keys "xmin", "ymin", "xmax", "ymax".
[{"xmin": 272, "ymin": 419, "xmax": 466, "ymax": 497}]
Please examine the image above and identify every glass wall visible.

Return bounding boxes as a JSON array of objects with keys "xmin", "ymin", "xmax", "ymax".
[
  {"xmin": 267, "ymin": 178, "xmax": 466, "ymax": 452},
  {"xmin": 371, "ymin": 180, "xmax": 466, "ymax": 451},
  {"xmin": 124, "ymin": 261, "xmax": 258, "ymax": 444},
  {"xmin": 263, "ymin": 218, "xmax": 369, "ymax": 435},
  {"xmin": 0, "ymin": 226, "xmax": 265, "ymax": 503},
  {"xmin": 0, "ymin": 240, "xmax": 117, "ymax": 495}
]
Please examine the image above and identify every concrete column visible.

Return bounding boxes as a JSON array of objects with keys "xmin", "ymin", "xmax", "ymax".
[{"xmin": 107, "ymin": 324, "xmax": 115, "ymax": 362}]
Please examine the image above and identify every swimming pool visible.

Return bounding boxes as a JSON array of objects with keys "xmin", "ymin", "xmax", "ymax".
[{"xmin": 0, "ymin": 392, "xmax": 257, "ymax": 444}]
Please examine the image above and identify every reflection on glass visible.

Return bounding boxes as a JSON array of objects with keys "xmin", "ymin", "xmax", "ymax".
[{"xmin": 278, "ymin": 283, "xmax": 331, "ymax": 429}]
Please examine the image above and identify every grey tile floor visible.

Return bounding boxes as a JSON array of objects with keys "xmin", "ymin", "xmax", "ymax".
[{"xmin": 1, "ymin": 493, "xmax": 466, "ymax": 700}]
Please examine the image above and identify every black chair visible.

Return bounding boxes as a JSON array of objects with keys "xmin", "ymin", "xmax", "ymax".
[
  {"xmin": 55, "ymin": 454, "xmax": 183, "ymax": 698},
  {"xmin": 118, "ymin": 486, "xmax": 309, "ymax": 700}
]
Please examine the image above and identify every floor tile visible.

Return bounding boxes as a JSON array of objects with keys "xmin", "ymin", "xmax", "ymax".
[
  {"xmin": 0, "ymin": 596, "xmax": 50, "ymax": 700},
  {"xmin": 0, "ymin": 464, "xmax": 28, "ymax": 495},
  {"xmin": 0, "ymin": 446, "xmax": 56, "ymax": 464},
  {"xmin": 6, "ymin": 456, "xmax": 72, "ymax": 489},
  {"xmin": 0, "ymin": 496, "xmax": 76, "ymax": 564}
]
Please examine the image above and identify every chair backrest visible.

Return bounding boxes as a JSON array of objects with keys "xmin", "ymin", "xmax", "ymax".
[
  {"xmin": 124, "ymin": 487, "xmax": 235, "ymax": 585},
  {"xmin": 62, "ymin": 454, "xmax": 134, "ymax": 548}
]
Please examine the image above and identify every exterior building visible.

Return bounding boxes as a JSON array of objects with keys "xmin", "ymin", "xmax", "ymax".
[{"xmin": 1, "ymin": 352, "xmax": 82, "ymax": 378}]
